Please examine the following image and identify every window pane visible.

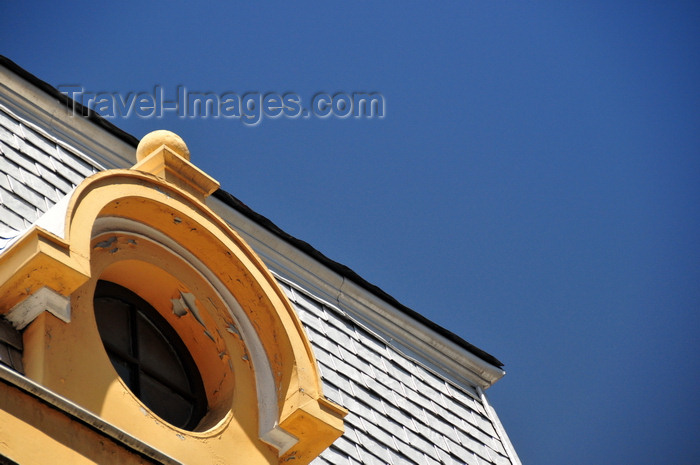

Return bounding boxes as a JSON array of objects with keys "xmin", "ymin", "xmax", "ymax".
[
  {"xmin": 140, "ymin": 373, "xmax": 193, "ymax": 428},
  {"xmin": 93, "ymin": 280, "xmax": 207, "ymax": 431},
  {"xmin": 94, "ymin": 298, "xmax": 131, "ymax": 354},
  {"xmin": 136, "ymin": 312, "xmax": 189, "ymax": 391},
  {"xmin": 108, "ymin": 355, "xmax": 134, "ymax": 389}
]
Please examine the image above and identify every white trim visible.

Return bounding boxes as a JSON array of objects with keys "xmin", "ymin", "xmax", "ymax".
[
  {"xmin": 274, "ymin": 270, "xmax": 478, "ymax": 400},
  {"xmin": 477, "ymin": 386, "xmax": 522, "ymax": 465},
  {"xmin": 6, "ymin": 286, "xmax": 71, "ymax": 329},
  {"xmin": 0, "ymin": 65, "xmax": 135, "ymax": 171},
  {"xmin": 0, "ymin": 363, "xmax": 182, "ymax": 464}
]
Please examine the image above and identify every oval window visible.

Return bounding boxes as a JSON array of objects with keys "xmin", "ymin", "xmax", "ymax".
[{"xmin": 93, "ymin": 280, "xmax": 207, "ymax": 430}]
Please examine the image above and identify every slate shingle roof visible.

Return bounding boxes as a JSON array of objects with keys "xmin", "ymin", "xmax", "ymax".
[
  {"xmin": 0, "ymin": 318, "xmax": 23, "ymax": 374},
  {"xmin": 281, "ymin": 281, "xmax": 513, "ymax": 465},
  {"xmin": 0, "ymin": 76, "xmax": 518, "ymax": 464},
  {"xmin": 0, "ymin": 105, "xmax": 99, "ymax": 248}
]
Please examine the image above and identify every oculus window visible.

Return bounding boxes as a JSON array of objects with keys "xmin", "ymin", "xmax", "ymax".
[{"xmin": 94, "ymin": 280, "xmax": 207, "ymax": 430}]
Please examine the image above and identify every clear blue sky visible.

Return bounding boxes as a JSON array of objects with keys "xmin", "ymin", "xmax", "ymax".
[{"xmin": 3, "ymin": 2, "xmax": 699, "ymax": 464}]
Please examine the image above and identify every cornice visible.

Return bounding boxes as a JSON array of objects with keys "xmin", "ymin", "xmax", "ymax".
[
  {"xmin": 0, "ymin": 61, "xmax": 135, "ymax": 170},
  {"xmin": 207, "ymin": 197, "xmax": 505, "ymax": 390}
]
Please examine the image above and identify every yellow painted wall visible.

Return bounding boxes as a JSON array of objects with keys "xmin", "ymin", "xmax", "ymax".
[
  {"xmin": 0, "ymin": 132, "xmax": 345, "ymax": 464},
  {"xmin": 0, "ymin": 378, "xmax": 160, "ymax": 464}
]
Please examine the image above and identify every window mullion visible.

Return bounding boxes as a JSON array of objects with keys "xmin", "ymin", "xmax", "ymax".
[{"xmin": 129, "ymin": 304, "xmax": 142, "ymax": 397}]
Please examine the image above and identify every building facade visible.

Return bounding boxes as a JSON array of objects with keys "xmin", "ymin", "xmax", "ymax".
[{"xmin": 0, "ymin": 57, "xmax": 521, "ymax": 465}]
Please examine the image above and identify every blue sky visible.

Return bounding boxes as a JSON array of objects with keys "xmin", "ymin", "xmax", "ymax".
[{"xmin": 3, "ymin": 2, "xmax": 699, "ymax": 464}]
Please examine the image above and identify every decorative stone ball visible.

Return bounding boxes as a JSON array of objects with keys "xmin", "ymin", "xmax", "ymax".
[{"xmin": 136, "ymin": 130, "xmax": 190, "ymax": 161}]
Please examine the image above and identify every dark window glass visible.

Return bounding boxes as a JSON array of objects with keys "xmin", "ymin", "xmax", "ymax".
[{"xmin": 94, "ymin": 280, "xmax": 207, "ymax": 430}]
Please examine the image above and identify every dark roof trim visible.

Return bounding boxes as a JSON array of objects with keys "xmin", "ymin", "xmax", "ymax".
[
  {"xmin": 213, "ymin": 190, "xmax": 504, "ymax": 367},
  {"xmin": 0, "ymin": 56, "xmax": 503, "ymax": 368},
  {"xmin": 0, "ymin": 56, "xmax": 140, "ymax": 148}
]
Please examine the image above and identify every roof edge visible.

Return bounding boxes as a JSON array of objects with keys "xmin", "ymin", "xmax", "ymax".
[
  {"xmin": 213, "ymin": 189, "xmax": 504, "ymax": 368},
  {"xmin": 0, "ymin": 55, "xmax": 503, "ymax": 369},
  {"xmin": 0, "ymin": 56, "xmax": 139, "ymax": 148}
]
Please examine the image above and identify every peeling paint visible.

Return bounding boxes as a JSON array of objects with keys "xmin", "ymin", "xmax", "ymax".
[
  {"xmin": 171, "ymin": 298, "xmax": 188, "ymax": 317},
  {"xmin": 183, "ymin": 292, "xmax": 206, "ymax": 327},
  {"xmin": 173, "ymin": 217, "xmax": 182, "ymax": 224},
  {"xmin": 171, "ymin": 292, "xmax": 206, "ymax": 327},
  {"xmin": 94, "ymin": 236, "xmax": 117, "ymax": 249},
  {"xmin": 225, "ymin": 322, "xmax": 240, "ymax": 337}
]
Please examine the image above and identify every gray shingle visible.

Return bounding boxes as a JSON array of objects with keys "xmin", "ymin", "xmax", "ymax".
[
  {"xmin": 353, "ymin": 428, "xmax": 394, "ymax": 465},
  {"xmin": 333, "ymin": 355, "xmax": 366, "ymax": 386},
  {"xmin": 1, "ymin": 140, "xmax": 40, "ymax": 176},
  {"xmin": 412, "ymin": 420, "xmax": 449, "ymax": 454},
  {"xmin": 488, "ymin": 452, "xmax": 512, "ymax": 465},
  {"xmin": 361, "ymin": 373, "xmax": 398, "ymax": 407},
  {"xmin": 387, "ymin": 449, "xmax": 420, "ymax": 465},
  {"xmin": 324, "ymin": 319, "xmax": 356, "ymax": 348},
  {"xmin": 17, "ymin": 166, "xmax": 60, "ymax": 202},
  {"xmin": 404, "ymin": 429, "xmax": 440, "ymax": 461},
  {"xmin": 355, "ymin": 337, "xmax": 388, "ymax": 372},
  {"xmin": 0, "ymin": 110, "xmax": 22, "ymax": 140},
  {"xmin": 0, "ymin": 201, "xmax": 26, "ymax": 232},
  {"xmin": 400, "ymin": 442, "xmax": 427, "ymax": 465},
  {"xmin": 0, "ymin": 154, "xmax": 23, "ymax": 181},
  {"xmin": 320, "ymin": 365, "xmax": 355, "ymax": 397},
  {"xmin": 0, "ymin": 123, "xmax": 19, "ymax": 150},
  {"xmin": 341, "ymin": 345, "xmax": 374, "ymax": 378},
  {"xmin": 35, "ymin": 163, "xmax": 73, "ymax": 194},
  {"xmin": 318, "ymin": 445, "xmax": 353, "ymax": 465},
  {"xmin": 20, "ymin": 124, "xmax": 59, "ymax": 159},
  {"xmin": 360, "ymin": 417, "xmax": 398, "ymax": 452},
  {"xmin": 382, "ymin": 399, "xmax": 418, "ymax": 434},
  {"xmin": 6, "ymin": 173, "xmax": 48, "ymax": 211},
  {"xmin": 287, "ymin": 285, "xmax": 514, "ymax": 465},
  {"xmin": 291, "ymin": 286, "xmax": 326, "ymax": 314},
  {"xmin": 463, "ymin": 412, "xmax": 498, "ymax": 439},
  {"xmin": 0, "ymin": 172, "xmax": 9, "ymax": 191},
  {"xmin": 436, "ymin": 448, "xmax": 478, "ymax": 465},
  {"xmin": 17, "ymin": 137, "xmax": 57, "ymax": 173},
  {"xmin": 0, "ymin": 186, "xmax": 38, "ymax": 224},
  {"xmin": 444, "ymin": 383, "xmax": 481, "ymax": 414},
  {"xmin": 374, "ymin": 369, "xmax": 407, "ymax": 398},
  {"xmin": 58, "ymin": 146, "xmax": 98, "ymax": 177},
  {"xmin": 0, "ymin": 220, "xmax": 18, "ymax": 238}
]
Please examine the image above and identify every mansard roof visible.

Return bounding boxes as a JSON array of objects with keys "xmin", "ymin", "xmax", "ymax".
[{"xmin": 0, "ymin": 55, "xmax": 502, "ymax": 368}]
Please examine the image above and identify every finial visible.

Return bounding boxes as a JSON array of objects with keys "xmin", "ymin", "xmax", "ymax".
[
  {"xmin": 136, "ymin": 130, "xmax": 190, "ymax": 162},
  {"xmin": 131, "ymin": 129, "xmax": 218, "ymax": 200}
]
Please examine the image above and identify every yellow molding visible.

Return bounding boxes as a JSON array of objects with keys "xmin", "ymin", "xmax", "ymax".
[
  {"xmin": 0, "ymin": 373, "xmax": 168, "ymax": 465},
  {"xmin": 131, "ymin": 145, "xmax": 219, "ymax": 201},
  {"xmin": 0, "ymin": 130, "xmax": 346, "ymax": 464},
  {"xmin": 0, "ymin": 227, "xmax": 89, "ymax": 312},
  {"xmin": 280, "ymin": 395, "xmax": 348, "ymax": 463}
]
